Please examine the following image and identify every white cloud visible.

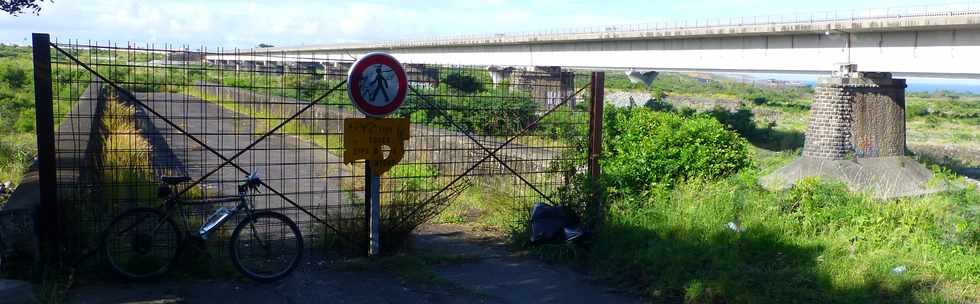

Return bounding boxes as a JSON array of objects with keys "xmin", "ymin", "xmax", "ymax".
[{"xmin": 1, "ymin": 0, "xmax": 942, "ymax": 48}]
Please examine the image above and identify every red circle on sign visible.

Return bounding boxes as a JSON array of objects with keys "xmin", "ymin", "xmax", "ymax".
[{"xmin": 347, "ymin": 53, "xmax": 408, "ymax": 117}]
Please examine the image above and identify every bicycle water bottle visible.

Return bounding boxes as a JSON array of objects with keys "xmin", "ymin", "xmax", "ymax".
[{"xmin": 198, "ymin": 207, "xmax": 234, "ymax": 239}]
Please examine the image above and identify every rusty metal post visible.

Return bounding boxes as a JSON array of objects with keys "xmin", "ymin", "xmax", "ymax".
[
  {"xmin": 587, "ymin": 72, "xmax": 604, "ymax": 179},
  {"xmin": 32, "ymin": 33, "xmax": 59, "ymax": 258}
]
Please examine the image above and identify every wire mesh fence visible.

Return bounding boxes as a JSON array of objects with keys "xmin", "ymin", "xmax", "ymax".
[{"xmin": 38, "ymin": 38, "xmax": 596, "ymax": 261}]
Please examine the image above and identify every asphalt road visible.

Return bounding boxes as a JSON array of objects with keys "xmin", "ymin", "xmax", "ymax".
[{"xmin": 134, "ymin": 92, "xmax": 353, "ymax": 232}]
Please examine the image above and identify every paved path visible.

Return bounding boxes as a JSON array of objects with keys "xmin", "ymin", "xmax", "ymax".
[
  {"xmin": 66, "ymin": 255, "xmax": 483, "ymax": 304},
  {"xmin": 415, "ymin": 224, "xmax": 641, "ymax": 304},
  {"xmin": 66, "ymin": 224, "xmax": 641, "ymax": 304},
  {"xmin": 133, "ymin": 92, "xmax": 353, "ymax": 230}
]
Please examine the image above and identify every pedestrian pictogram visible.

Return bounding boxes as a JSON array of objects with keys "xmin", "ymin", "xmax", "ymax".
[{"xmin": 347, "ymin": 52, "xmax": 408, "ymax": 117}]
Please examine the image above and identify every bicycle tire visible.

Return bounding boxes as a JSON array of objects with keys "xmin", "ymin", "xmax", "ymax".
[
  {"xmin": 101, "ymin": 207, "xmax": 181, "ymax": 280},
  {"xmin": 229, "ymin": 211, "xmax": 303, "ymax": 283}
]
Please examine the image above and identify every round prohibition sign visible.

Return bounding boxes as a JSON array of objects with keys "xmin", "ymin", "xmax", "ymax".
[{"xmin": 347, "ymin": 53, "xmax": 408, "ymax": 117}]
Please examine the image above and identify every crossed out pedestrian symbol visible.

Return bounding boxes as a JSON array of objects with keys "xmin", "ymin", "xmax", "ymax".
[
  {"xmin": 359, "ymin": 64, "xmax": 398, "ymax": 106},
  {"xmin": 347, "ymin": 52, "xmax": 407, "ymax": 118}
]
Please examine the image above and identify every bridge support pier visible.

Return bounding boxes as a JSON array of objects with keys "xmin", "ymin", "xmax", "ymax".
[
  {"xmin": 405, "ymin": 64, "xmax": 440, "ymax": 88},
  {"xmin": 625, "ymin": 69, "xmax": 659, "ymax": 87},
  {"xmin": 487, "ymin": 66, "xmax": 514, "ymax": 88},
  {"xmin": 511, "ymin": 66, "xmax": 577, "ymax": 109},
  {"xmin": 760, "ymin": 65, "xmax": 947, "ymax": 199},
  {"xmin": 320, "ymin": 62, "xmax": 351, "ymax": 81}
]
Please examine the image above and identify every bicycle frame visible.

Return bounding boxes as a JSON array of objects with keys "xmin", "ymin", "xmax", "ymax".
[{"xmin": 117, "ymin": 182, "xmax": 258, "ymax": 242}]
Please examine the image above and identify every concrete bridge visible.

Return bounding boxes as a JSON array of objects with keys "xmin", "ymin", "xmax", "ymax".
[
  {"xmin": 205, "ymin": 5, "xmax": 980, "ymax": 78},
  {"xmin": 202, "ymin": 5, "xmax": 980, "ymax": 198}
]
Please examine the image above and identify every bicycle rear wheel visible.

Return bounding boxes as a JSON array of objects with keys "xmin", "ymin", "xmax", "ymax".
[
  {"xmin": 229, "ymin": 211, "xmax": 303, "ymax": 282},
  {"xmin": 102, "ymin": 207, "xmax": 181, "ymax": 280}
]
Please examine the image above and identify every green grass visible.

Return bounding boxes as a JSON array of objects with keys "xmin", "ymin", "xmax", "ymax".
[
  {"xmin": 0, "ymin": 133, "xmax": 36, "ymax": 187},
  {"xmin": 435, "ymin": 184, "xmax": 519, "ymax": 227},
  {"xmin": 0, "ymin": 45, "xmax": 89, "ymax": 189},
  {"xmin": 523, "ymin": 150, "xmax": 979, "ymax": 303}
]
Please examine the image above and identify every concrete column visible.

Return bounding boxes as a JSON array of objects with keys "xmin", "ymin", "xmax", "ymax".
[
  {"xmin": 761, "ymin": 64, "xmax": 945, "ymax": 199},
  {"xmin": 487, "ymin": 66, "xmax": 513, "ymax": 88},
  {"xmin": 512, "ymin": 66, "xmax": 576, "ymax": 109}
]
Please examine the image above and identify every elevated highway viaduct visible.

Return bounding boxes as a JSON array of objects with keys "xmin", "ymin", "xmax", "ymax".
[
  {"xmin": 204, "ymin": 7, "xmax": 980, "ymax": 198},
  {"xmin": 206, "ymin": 8, "xmax": 980, "ymax": 78}
]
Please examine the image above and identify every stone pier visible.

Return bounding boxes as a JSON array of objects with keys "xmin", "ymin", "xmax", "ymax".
[
  {"xmin": 510, "ymin": 66, "xmax": 576, "ymax": 109},
  {"xmin": 760, "ymin": 65, "xmax": 946, "ymax": 199}
]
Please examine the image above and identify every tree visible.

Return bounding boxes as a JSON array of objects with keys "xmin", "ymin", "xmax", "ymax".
[{"xmin": 1, "ymin": 0, "xmax": 46, "ymax": 15}]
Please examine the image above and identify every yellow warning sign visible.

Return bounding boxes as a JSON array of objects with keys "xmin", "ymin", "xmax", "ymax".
[{"xmin": 343, "ymin": 118, "xmax": 410, "ymax": 175}]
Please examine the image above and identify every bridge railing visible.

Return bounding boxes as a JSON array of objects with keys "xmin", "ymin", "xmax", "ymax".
[{"xmin": 379, "ymin": 2, "xmax": 980, "ymax": 48}]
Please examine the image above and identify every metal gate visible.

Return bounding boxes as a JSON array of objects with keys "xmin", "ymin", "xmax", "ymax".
[{"xmin": 31, "ymin": 33, "xmax": 603, "ymax": 261}]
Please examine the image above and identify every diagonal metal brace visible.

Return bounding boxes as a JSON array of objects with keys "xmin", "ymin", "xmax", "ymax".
[
  {"xmin": 392, "ymin": 83, "xmax": 590, "ymax": 231},
  {"xmin": 172, "ymin": 81, "xmax": 346, "ymax": 198},
  {"xmin": 48, "ymin": 43, "xmax": 352, "ymax": 239}
]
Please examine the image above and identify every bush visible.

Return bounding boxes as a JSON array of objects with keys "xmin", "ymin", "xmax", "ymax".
[
  {"xmin": 444, "ymin": 72, "xmax": 484, "ymax": 93},
  {"xmin": 603, "ymin": 109, "xmax": 750, "ymax": 190},
  {"xmin": 707, "ymin": 107, "xmax": 755, "ymax": 135},
  {"xmin": 643, "ymin": 99, "xmax": 674, "ymax": 112},
  {"xmin": 408, "ymin": 92, "xmax": 538, "ymax": 135}
]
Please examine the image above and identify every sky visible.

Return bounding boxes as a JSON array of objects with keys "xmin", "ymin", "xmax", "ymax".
[
  {"xmin": 3, "ymin": 0, "xmax": 979, "ymax": 89},
  {"xmin": 0, "ymin": 0, "xmax": 967, "ymax": 48}
]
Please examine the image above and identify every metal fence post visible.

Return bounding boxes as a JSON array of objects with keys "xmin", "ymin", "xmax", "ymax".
[
  {"xmin": 32, "ymin": 33, "xmax": 59, "ymax": 259},
  {"xmin": 587, "ymin": 72, "xmax": 604, "ymax": 180},
  {"xmin": 364, "ymin": 162, "xmax": 372, "ymax": 256}
]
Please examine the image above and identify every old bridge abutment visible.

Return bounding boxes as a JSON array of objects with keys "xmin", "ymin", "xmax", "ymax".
[{"xmin": 761, "ymin": 64, "xmax": 946, "ymax": 199}]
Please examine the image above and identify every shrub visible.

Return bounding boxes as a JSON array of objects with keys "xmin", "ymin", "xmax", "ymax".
[
  {"xmin": 706, "ymin": 107, "xmax": 755, "ymax": 135},
  {"xmin": 603, "ymin": 109, "xmax": 750, "ymax": 191},
  {"xmin": 444, "ymin": 72, "xmax": 484, "ymax": 93},
  {"xmin": 643, "ymin": 99, "xmax": 674, "ymax": 112}
]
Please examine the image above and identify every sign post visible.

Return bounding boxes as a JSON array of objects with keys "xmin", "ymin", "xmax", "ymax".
[{"xmin": 344, "ymin": 52, "xmax": 409, "ymax": 256}]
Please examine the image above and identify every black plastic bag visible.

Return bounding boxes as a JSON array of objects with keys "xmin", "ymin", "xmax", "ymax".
[{"xmin": 529, "ymin": 202, "xmax": 585, "ymax": 244}]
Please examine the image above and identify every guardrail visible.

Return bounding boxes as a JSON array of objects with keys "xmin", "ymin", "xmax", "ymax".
[{"xmin": 375, "ymin": 2, "xmax": 980, "ymax": 48}]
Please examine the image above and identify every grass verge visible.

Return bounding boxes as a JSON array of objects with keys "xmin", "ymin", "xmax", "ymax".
[{"xmin": 530, "ymin": 151, "xmax": 979, "ymax": 303}]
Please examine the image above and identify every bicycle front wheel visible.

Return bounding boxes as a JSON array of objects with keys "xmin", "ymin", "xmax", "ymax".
[
  {"xmin": 229, "ymin": 211, "xmax": 303, "ymax": 282},
  {"xmin": 102, "ymin": 207, "xmax": 181, "ymax": 280}
]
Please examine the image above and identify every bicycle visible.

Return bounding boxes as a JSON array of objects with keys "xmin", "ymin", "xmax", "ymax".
[{"xmin": 101, "ymin": 172, "xmax": 303, "ymax": 282}]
